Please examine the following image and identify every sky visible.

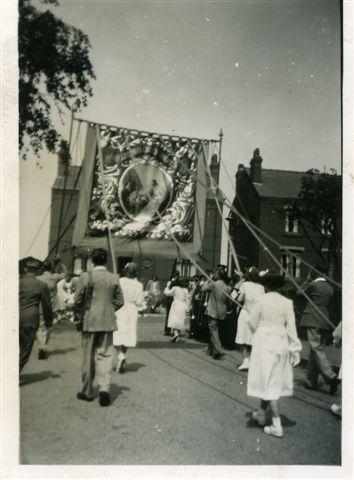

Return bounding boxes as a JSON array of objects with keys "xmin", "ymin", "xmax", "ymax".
[{"xmin": 20, "ymin": 0, "xmax": 342, "ymax": 260}]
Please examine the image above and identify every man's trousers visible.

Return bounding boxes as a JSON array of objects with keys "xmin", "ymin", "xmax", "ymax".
[
  {"xmin": 19, "ymin": 326, "xmax": 37, "ymax": 371},
  {"xmin": 207, "ymin": 316, "xmax": 223, "ymax": 356},
  {"xmin": 306, "ymin": 327, "xmax": 336, "ymax": 386},
  {"xmin": 36, "ymin": 316, "xmax": 50, "ymax": 351},
  {"xmin": 80, "ymin": 331, "xmax": 115, "ymax": 399}
]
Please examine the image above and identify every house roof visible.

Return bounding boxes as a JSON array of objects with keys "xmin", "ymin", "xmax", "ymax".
[
  {"xmin": 245, "ymin": 167, "xmax": 306, "ymax": 199},
  {"xmin": 53, "ymin": 165, "xmax": 82, "ymax": 190}
]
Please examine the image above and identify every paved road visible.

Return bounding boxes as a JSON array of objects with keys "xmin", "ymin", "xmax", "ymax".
[{"xmin": 20, "ymin": 315, "xmax": 341, "ymax": 465}]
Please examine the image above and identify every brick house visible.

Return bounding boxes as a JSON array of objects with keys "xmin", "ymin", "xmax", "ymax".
[{"xmin": 228, "ymin": 148, "xmax": 337, "ymax": 283}]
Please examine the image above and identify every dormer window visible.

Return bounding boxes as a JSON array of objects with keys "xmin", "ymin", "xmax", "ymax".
[{"xmin": 285, "ymin": 208, "xmax": 298, "ymax": 233}]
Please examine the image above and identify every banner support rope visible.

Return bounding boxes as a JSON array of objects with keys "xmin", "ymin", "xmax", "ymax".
[{"xmin": 194, "ymin": 174, "xmax": 336, "ymax": 329}]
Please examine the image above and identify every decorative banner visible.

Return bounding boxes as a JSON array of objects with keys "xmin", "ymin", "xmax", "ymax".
[
  {"xmin": 87, "ymin": 126, "xmax": 201, "ymax": 242},
  {"xmin": 72, "ymin": 123, "xmax": 210, "ymax": 259}
]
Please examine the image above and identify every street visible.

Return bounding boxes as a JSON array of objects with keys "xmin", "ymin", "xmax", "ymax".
[{"xmin": 20, "ymin": 314, "xmax": 341, "ymax": 465}]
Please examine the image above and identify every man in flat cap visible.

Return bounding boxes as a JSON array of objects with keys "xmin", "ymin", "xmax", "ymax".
[
  {"xmin": 19, "ymin": 258, "xmax": 53, "ymax": 372},
  {"xmin": 73, "ymin": 248, "xmax": 124, "ymax": 407}
]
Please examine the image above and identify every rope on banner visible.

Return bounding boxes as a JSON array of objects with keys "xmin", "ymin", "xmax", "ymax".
[
  {"xmin": 45, "ymin": 214, "xmax": 77, "ymax": 261},
  {"xmin": 24, "ymin": 204, "xmax": 52, "ymax": 257}
]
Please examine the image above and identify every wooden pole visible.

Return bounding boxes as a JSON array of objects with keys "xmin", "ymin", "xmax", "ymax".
[
  {"xmin": 202, "ymin": 142, "xmax": 242, "ymax": 275},
  {"xmin": 96, "ymin": 125, "xmax": 117, "ymax": 275}
]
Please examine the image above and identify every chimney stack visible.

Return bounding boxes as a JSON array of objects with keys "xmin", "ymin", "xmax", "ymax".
[{"xmin": 250, "ymin": 148, "xmax": 262, "ymax": 183}]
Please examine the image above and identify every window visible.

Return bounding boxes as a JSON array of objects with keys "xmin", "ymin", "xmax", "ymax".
[
  {"xmin": 285, "ymin": 209, "xmax": 298, "ymax": 233},
  {"xmin": 177, "ymin": 259, "xmax": 191, "ymax": 277},
  {"xmin": 281, "ymin": 251, "xmax": 301, "ymax": 278},
  {"xmin": 320, "ymin": 218, "xmax": 332, "ymax": 236}
]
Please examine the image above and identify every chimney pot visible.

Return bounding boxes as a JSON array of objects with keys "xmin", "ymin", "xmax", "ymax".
[{"xmin": 250, "ymin": 148, "xmax": 262, "ymax": 183}]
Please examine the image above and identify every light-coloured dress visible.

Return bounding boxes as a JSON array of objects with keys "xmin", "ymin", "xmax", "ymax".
[
  {"xmin": 247, "ymin": 292, "xmax": 302, "ymax": 400},
  {"xmin": 235, "ymin": 281, "xmax": 265, "ymax": 345},
  {"xmin": 164, "ymin": 285, "xmax": 189, "ymax": 330},
  {"xmin": 113, "ymin": 277, "xmax": 144, "ymax": 348}
]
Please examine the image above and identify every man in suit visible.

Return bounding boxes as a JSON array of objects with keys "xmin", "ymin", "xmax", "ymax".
[
  {"xmin": 73, "ymin": 248, "xmax": 124, "ymax": 407},
  {"xmin": 299, "ymin": 265, "xmax": 339, "ymax": 395},
  {"xmin": 201, "ymin": 267, "xmax": 232, "ymax": 360},
  {"xmin": 19, "ymin": 259, "xmax": 53, "ymax": 372}
]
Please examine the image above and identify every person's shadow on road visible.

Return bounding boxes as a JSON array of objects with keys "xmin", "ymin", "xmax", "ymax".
[
  {"xmin": 110, "ymin": 384, "xmax": 130, "ymax": 404},
  {"xmin": 49, "ymin": 347, "xmax": 77, "ymax": 356},
  {"xmin": 138, "ymin": 341, "xmax": 203, "ymax": 349},
  {"xmin": 20, "ymin": 371, "xmax": 61, "ymax": 386},
  {"xmin": 123, "ymin": 362, "xmax": 146, "ymax": 373}
]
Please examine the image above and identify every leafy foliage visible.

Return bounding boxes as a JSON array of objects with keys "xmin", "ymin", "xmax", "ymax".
[
  {"xmin": 292, "ymin": 171, "xmax": 342, "ymax": 270},
  {"xmin": 19, "ymin": 0, "xmax": 95, "ymax": 157}
]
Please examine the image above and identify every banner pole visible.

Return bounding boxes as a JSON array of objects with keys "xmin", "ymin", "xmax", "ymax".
[
  {"xmin": 96, "ymin": 126, "xmax": 117, "ymax": 275},
  {"xmin": 201, "ymin": 143, "xmax": 242, "ymax": 275}
]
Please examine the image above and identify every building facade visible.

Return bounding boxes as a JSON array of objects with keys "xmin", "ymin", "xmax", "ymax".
[{"xmin": 228, "ymin": 149, "xmax": 337, "ymax": 282}]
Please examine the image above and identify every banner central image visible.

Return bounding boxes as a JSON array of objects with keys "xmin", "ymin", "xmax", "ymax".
[{"xmin": 88, "ymin": 125, "xmax": 201, "ymax": 241}]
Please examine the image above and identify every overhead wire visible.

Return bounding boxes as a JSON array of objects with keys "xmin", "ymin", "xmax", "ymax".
[
  {"xmin": 24, "ymin": 204, "xmax": 51, "ymax": 257},
  {"xmin": 45, "ymin": 214, "xmax": 77, "ymax": 261},
  {"xmin": 23, "ymin": 120, "xmax": 83, "ymax": 259}
]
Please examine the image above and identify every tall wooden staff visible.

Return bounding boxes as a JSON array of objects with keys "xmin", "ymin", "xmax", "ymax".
[{"xmin": 96, "ymin": 125, "xmax": 117, "ymax": 274}]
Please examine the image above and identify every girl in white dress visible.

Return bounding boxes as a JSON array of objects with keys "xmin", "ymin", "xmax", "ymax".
[
  {"xmin": 235, "ymin": 267, "xmax": 265, "ymax": 370},
  {"xmin": 164, "ymin": 278, "xmax": 190, "ymax": 342},
  {"xmin": 113, "ymin": 263, "xmax": 144, "ymax": 373},
  {"xmin": 247, "ymin": 273, "xmax": 302, "ymax": 438}
]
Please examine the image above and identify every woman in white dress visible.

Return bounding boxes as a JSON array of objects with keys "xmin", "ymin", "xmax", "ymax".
[
  {"xmin": 113, "ymin": 263, "xmax": 144, "ymax": 373},
  {"xmin": 247, "ymin": 273, "xmax": 302, "ymax": 438},
  {"xmin": 164, "ymin": 277, "xmax": 190, "ymax": 342},
  {"xmin": 235, "ymin": 267, "xmax": 265, "ymax": 370},
  {"xmin": 146, "ymin": 276, "xmax": 162, "ymax": 313}
]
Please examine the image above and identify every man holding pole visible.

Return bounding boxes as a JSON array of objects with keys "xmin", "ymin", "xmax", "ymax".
[{"xmin": 201, "ymin": 266, "xmax": 232, "ymax": 360}]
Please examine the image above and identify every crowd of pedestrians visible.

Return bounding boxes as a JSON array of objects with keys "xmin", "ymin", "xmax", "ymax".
[{"xmin": 19, "ymin": 250, "xmax": 342, "ymax": 434}]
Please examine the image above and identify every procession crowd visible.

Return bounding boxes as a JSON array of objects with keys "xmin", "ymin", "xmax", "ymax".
[{"xmin": 19, "ymin": 248, "xmax": 342, "ymax": 438}]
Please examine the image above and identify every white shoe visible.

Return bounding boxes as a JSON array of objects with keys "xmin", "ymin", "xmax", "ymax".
[
  {"xmin": 252, "ymin": 410, "xmax": 266, "ymax": 426},
  {"xmin": 238, "ymin": 358, "xmax": 250, "ymax": 370},
  {"xmin": 264, "ymin": 418, "xmax": 283, "ymax": 438},
  {"xmin": 330, "ymin": 404, "xmax": 341, "ymax": 417}
]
